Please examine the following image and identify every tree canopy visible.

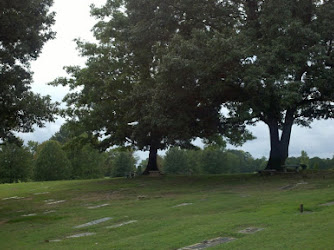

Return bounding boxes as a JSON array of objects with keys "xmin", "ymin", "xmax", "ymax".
[
  {"xmin": 0, "ymin": 142, "xmax": 32, "ymax": 183},
  {"xmin": 34, "ymin": 140, "xmax": 71, "ymax": 181},
  {"xmin": 0, "ymin": 0, "xmax": 57, "ymax": 143},
  {"xmin": 163, "ymin": 0, "xmax": 334, "ymax": 170},
  {"xmin": 53, "ymin": 0, "xmax": 333, "ymax": 173},
  {"xmin": 53, "ymin": 0, "xmax": 246, "ymax": 174}
]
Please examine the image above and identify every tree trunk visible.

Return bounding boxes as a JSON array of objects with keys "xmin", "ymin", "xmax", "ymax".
[
  {"xmin": 265, "ymin": 110, "xmax": 294, "ymax": 170},
  {"xmin": 142, "ymin": 144, "xmax": 159, "ymax": 175}
]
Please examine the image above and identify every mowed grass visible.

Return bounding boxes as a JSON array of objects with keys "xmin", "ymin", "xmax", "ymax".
[{"xmin": 1, "ymin": 172, "xmax": 334, "ymax": 249}]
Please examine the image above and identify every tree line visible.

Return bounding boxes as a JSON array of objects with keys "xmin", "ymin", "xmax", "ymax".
[
  {"xmin": 1, "ymin": 0, "xmax": 333, "ymax": 176},
  {"xmin": 0, "ymin": 138, "xmax": 137, "ymax": 183},
  {"xmin": 1, "ymin": 122, "xmax": 333, "ymax": 183}
]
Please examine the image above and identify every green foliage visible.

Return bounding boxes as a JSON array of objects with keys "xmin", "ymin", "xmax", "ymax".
[
  {"xmin": 162, "ymin": 0, "xmax": 334, "ymax": 169},
  {"xmin": 51, "ymin": 0, "xmax": 249, "ymax": 176},
  {"xmin": 26, "ymin": 141, "xmax": 39, "ymax": 156},
  {"xmin": 310, "ymin": 156, "xmax": 330, "ymax": 170},
  {"xmin": 51, "ymin": 122, "xmax": 105, "ymax": 179},
  {"xmin": 50, "ymin": 123, "xmax": 76, "ymax": 144},
  {"xmin": 34, "ymin": 140, "xmax": 71, "ymax": 181},
  {"xmin": 66, "ymin": 144, "xmax": 104, "ymax": 179},
  {"xmin": 162, "ymin": 147, "xmax": 265, "ymax": 175},
  {"xmin": 201, "ymin": 148, "xmax": 227, "ymax": 174},
  {"xmin": 109, "ymin": 151, "xmax": 136, "ymax": 177},
  {"xmin": 285, "ymin": 152, "xmax": 334, "ymax": 170},
  {"xmin": 136, "ymin": 165, "xmax": 142, "ymax": 175},
  {"xmin": 164, "ymin": 147, "xmax": 189, "ymax": 175},
  {"xmin": 300, "ymin": 150, "xmax": 310, "ymax": 168},
  {"xmin": 0, "ymin": 0, "xmax": 57, "ymax": 141},
  {"xmin": 0, "ymin": 143, "xmax": 32, "ymax": 183}
]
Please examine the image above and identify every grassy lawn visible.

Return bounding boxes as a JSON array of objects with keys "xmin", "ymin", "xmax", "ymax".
[{"xmin": 1, "ymin": 172, "xmax": 334, "ymax": 249}]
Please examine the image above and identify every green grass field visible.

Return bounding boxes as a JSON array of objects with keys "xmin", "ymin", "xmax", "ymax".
[{"xmin": 1, "ymin": 172, "xmax": 334, "ymax": 249}]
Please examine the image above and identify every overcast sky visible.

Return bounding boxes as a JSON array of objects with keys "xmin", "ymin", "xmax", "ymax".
[{"xmin": 18, "ymin": 0, "xmax": 334, "ymax": 160}]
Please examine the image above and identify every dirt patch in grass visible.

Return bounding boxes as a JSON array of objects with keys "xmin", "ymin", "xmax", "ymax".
[
  {"xmin": 0, "ymin": 219, "xmax": 8, "ymax": 225},
  {"xmin": 320, "ymin": 201, "xmax": 334, "ymax": 206}
]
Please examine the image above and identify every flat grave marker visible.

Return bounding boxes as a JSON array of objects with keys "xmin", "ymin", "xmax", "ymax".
[
  {"xmin": 87, "ymin": 204, "xmax": 109, "ymax": 209},
  {"xmin": 179, "ymin": 237, "xmax": 235, "ymax": 249},
  {"xmin": 74, "ymin": 217, "xmax": 112, "ymax": 229},
  {"xmin": 22, "ymin": 213, "xmax": 37, "ymax": 217},
  {"xmin": 106, "ymin": 220, "xmax": 137, "ymax": 229},
  {"xmin": 238, "ymin": 227, "xmax": 264, "ymax": 234},
  {"xmin": 46, "ymin": 200, "xmax": 66, "ymax": 205},
  {"xmin": 66, "ymin": 232, "xmax": 96, "ymax": 239},
  {"xmin": 173, "ymin": 203, "xmax": 193, "ymax": 208},
  {"xmin": 2, "ymin": 196, "xmax": 25, "ymax": 201}
]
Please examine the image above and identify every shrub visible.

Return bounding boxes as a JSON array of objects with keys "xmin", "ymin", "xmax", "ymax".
[
  {"xmin": 0, "ymin": 143, "xmax": 32, "ymax": 183},
  {"xmin": 111, "ymin": 151, "xmax": 136, "ymax": 177},
  {"xmin": 34, "ymin": 140, "xmax": 71, "ymax": 181}
]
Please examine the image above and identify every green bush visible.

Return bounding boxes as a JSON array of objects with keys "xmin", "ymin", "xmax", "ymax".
[
  {"xmin": 65, "ymin": 144, "xmax": 104, "ymax": 179},
  {"xmin": 201, "ymin": 148, "xmax": 227, "ymax": 174},
  {"xmin": 0, "ymin": 143, "xmax": 32, "ymax": 183},
  {"xmin": 164, "ymin": 147, "xmax": 188, "ymax": 174},
  {"xmin": 111, "ymin": 151, "xmax": 136, "ymax": 177},
  {"xmin": 163, "ymin": 147, "xmax": 201, "ymax": 175},
  {"xmin": 34, "ymin": 140, "xmax": 71, "ymax": 181}
]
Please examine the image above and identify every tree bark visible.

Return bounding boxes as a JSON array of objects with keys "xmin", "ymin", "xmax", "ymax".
[
  {"xmin": 142, "ymin": 144, "xmax": 159, "ymax": 175},
  {"xmin": 265, "ymin": 110, "xmax": 294, "ymax": 170}
]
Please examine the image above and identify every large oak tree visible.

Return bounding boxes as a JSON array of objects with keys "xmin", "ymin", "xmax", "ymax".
[
  {"xmin": 54, "ymin": 0, "xmax": 243, "ymax": 174},
  {"xmin": 164, "ymin": 0, "xmax": 334, "ymax": 170}
]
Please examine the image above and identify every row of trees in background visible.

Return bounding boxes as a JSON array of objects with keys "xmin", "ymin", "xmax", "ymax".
[
  {"xmin": 152, "ymin": 148, "xmax": 334, "ymax": 175},
  {"xmin": 161, "ymin": 147, "xmax": 265, "ymax": 175},
  {"xmin": 1, "ymin": 133, "xmax": 334, "ymax": 183},
  {"xmin": 0, "ymin": 123, "xmax": 137, "ymax": 183}
]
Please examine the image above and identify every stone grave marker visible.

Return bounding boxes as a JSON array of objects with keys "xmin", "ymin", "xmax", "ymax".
[
  {"xmin": 66, "ymin": 232, "xmax": 96, "ymax": 238},
  {"xmin": 87, "ymin": 204, "xmax": 109, "ymax": 209},
  {"xmin": 46, "ymin": 200, "xmax": 66, "ymax": 205},
  {"xmin": 179, "ymin": 237, "xmax": 235, "ymax": 249},
  {"xmin": 106, "ymin": 220, "xmax": 137, "ymax": 229},
  {"xmin": 173, "ymin": 203, "xmax": 193, "ymax": 208},
  {"xmin": 2, "ymin": 196, "xmax": 25, "ymax": 200},
  {"xmin": 74, "ymin": 217, "xmax": 112, "ymax": 229},
  {"xmin": 238, "ymin": 227, "xmax": 264, "ymax": 234}
]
